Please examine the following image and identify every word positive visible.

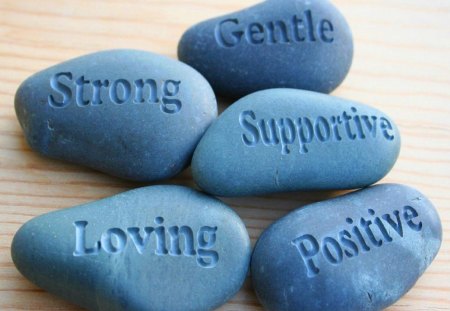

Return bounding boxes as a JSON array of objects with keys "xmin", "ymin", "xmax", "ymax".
[{"xmin": 291, "ymin": 205, "xmax": 423, "ymax": 277}]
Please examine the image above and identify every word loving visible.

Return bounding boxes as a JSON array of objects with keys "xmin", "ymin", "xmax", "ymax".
[
  {"xmin": 73, "ymin": 217, "xmax": 219, "ymax": 268},
  {"xmin": 291, "ymin": 205, "xmax": 423, "ymax": 277},
  {"xmin": 239, "ymin": 108, "xmax": 395, "ymax": 155},
  {"xmin": 215, "ymin": 10, "xmax": 334, "ymax": 48},
  {"xmin": 48, "ymin": 72, "xmax": 182, "ymax": 114}
]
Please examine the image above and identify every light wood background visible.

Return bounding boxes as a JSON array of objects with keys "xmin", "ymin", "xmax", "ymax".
[{"xmin": 0, "ymin": 0, "xmax": 449, "ymax": 310}]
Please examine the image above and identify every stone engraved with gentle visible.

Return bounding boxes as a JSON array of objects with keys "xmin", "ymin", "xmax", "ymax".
[
  {"xmin": 178, "ymin": 0, "xmax": 353, "ymax": 97},
  {"xmin": 11, "ymin": 186, "xmax": 251, "ymax": 311},
  {"xmin": 251, "ymin": 184, "xmax": 442, "ymax": 311}
]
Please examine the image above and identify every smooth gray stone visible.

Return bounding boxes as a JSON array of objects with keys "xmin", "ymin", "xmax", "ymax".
[
  {"xmin": 15, "ymin": 49, "xmax": 217, "ymax": 181},
  {"xmin": 11, "ymin": 185, "xmax": 251, "ymax": 311},
  {"xmin": 251, "ymin": 184, "xmax": 442, "ymax": 311},
  {"xmin": 192, "ymin": 89, "xmax": 401, "ymax": 197},
  {"xmin": 178, "ymin": 0, "xmax": 353, "ymax": 98}
]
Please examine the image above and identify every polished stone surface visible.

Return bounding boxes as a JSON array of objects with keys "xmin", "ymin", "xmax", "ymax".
[
  {"xmin": 192, "ymin": 89, "xmax": 401, "ymax": 197},
  {"xmin": 11, "ymin": 185, "xmax": 251, "ymax": 311},
  {"xmin": 178, "ymin": 0, "xmax": 353, "ymax": 98},
  {"xmin": 15, "ymin": 49, "xmax": 217, "ymax": 182},
  {"xmin": 251, "ymin": 184, "xmax": 442, "ymax": 311}
]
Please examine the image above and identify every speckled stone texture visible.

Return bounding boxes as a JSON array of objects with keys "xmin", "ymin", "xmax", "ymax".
[
  {"xmin": 11, "ymin": 185, "xmax": 251, "ymax": 311},
  {"xmin": 251, "ymin": 184, "xmax": 442, "ymax": 311},
  {"xmin": 192, "ymin": 89, "xmax": 401, "ymax": 197},
  {"xmin": 15, "ymin": 49, "xmax": 217, "ymax": 182},
  {"xmin": 178, "ymin": 0, "xmax": 353, "ymax": 98}
]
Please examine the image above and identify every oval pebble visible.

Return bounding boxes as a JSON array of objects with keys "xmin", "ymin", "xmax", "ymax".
[
  {"xmin": 11, "ymin": 185, "xmax": 251, "ymax": 311},
  {"xmin": 178, "ymin": 0, "xmax": 353, "ymax": 98},
  {"xmin": 192, "ymin": 89, "xmax": 401, "ymax": 197},
  {"xmin": 251, "ymin": 184, "xmax": 442, "ymax": 311},
  {"xmin": 15, "ymin": 49, "xmax": 217, "ymax": 182}
]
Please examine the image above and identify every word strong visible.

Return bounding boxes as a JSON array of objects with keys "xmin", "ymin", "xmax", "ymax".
[
  {"xmin": 48, "ymin": 72, "xmax": 182, "ymax": 114},
  {"xmin": 291, "ymin": 205, "xmax": 423, "ymax": 277},
  {"xmin": 73, "ymin": 217, "xmax": 219, "ymax": 268}
]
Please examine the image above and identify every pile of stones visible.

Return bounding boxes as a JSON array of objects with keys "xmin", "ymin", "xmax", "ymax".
[{"xmin": 11, "ymin": 1, "xmax": 442, "ymax": 310}]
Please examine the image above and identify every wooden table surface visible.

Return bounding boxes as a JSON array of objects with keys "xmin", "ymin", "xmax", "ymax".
[{"xmin": 0, "ymin": 0, "xmax": 449, "ymax": 310}]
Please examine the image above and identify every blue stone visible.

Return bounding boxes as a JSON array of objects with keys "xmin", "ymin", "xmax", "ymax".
[
  {"xmin": 178, "ymin": 0, "xmax": 353, "ymax": 98},
  {"xmin": 11, "ymin": 185, "xmax": 251, "ymax": 311},
  {"xmin": 15, "ymin": 49, "xmax": 217, "ymax": 181},
  {"xmin": 251, "ymin": 184, "xmax": 442, "ymax": 311},
  {"xmin": 192, "ymin": 89, "xmax": 401, "ymax": 197}
]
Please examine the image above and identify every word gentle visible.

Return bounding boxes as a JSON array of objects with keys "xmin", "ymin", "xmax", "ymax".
[
  {"xmin": 73, "ymin": 217, "xmax": 218, "ymax": 268},
  {"xmin": 48, "ymin": 72, "xmax": 182, "ymax": 114},
  {"xmin": 239, "ymin": 108, "xmax": 395, "ymax": 155},
  {"xmin": 215, "ymin": 10, "xmax": 334, "ymax": 48},
  {"xmin": 291, "ymin": 205, "xmax": 423, "ymax": 277}
]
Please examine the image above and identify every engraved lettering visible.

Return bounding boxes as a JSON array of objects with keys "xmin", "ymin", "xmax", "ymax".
[
  {"xmin": 73, "ymin": 217, "xmax": 219, "ymax": 268},
  {"xmin": 101, "ymin": 228, "xmax": 127, "ymax": 254},
  {"xmin": 403, "ymin": 205, "xmax": 422, "ymax": 231},
  {"xmin": 92, "ymin": 79, "xmax": 109, "ymax": 106},
  {"xmin": 348, "ymin": 217, "xmax": 371, "ymax": 252},
  {"xmin": 215, "ymin": 18, "xmax": 243, "ymax": 48},
  {"xmin": 382, "ymin": 210, "xmax": 403, "ymax": 237},
  {"xmin": 73, "ymin": 221, "xmax": 100, "ymax": 256},
  {"xmin": 319, "ymin": 19, "xmax": 334, "ymax": 43},
  {"xmin": 305, "ymin": 9, "xmax": 317, "ymax": 41},
  {"xmin": 196, "ymin": 226, "xmax": 219, "ymax": 269},
  {"xmin": 48, "ymin": 72, "xmax": 72, "ymax": 108},
  {"xmin": 277, "ymin": 118, "xmax": 296, "ymax": 155},
  {"xmin": 292, "ymin": 206, "xmax": 423, "ymax": 277},
  {"xmin": 246, "ymin": 22, "xmax": 265, "ymax": 44},
  {"xmin": 258, "ymin": 119, "xmax": 280, "ymax": 146},
  {"xmin": 291, "ymin": 234, "xmax": 320, "ymax": 278},
  {"xmin": 215, "ymin": 10, "xmax": 334, "ymax": 47},
  {"xmin": 298, "ymin": 117, "xmax": 314, "ymax": 154},
  {"xmin": 339, "ymin": 230, "xmax": 358, "ymax": 258},
  {"xmin": 239, "ymin": 109, "xmax": 396, "ymax": 155},
  {"xmin": 362, "ymin": 115, "xmax": 378, "ymax": 138},
  {"xmin": 240, "ymin": 110, "xmax": 260, "ymax": 146},
  {"xmin": 322, "ymin": 237, "xmax": 343, "ymax": 264},
  {"xmin": 76, "ymin": 76, "xmax": 90, "ymax": 107},
  {"xmin": 110, "ymin": 79, "xmax": 132, "ymax": 104},
  {"xmin": 380, "ymin": 117, "xmax": 395, "ymax": 141},
  {"xmin": 134, "ymin": 79, "xmax": 159, "ymax": 104},
  {"xmin": 314, "ymin": 116, "xmax": 331, "ymax": 142},
  {"xmin": 161, "ymin": 80, "xmax": 181, "ymax": 114},
  {"xmin": 266, "ymin": 20, "xmax": 291, "ymax": 44},
  {"xmin": 48, "ymin": 73, "xmax": 182, "ymax": 114}
]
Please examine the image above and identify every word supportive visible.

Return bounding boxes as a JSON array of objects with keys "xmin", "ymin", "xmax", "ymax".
[
  {"xmin": 215, "ymin": 10, "xmax": 334, "ymax": 48},
  {"xmin": 48, "ymin": 72, "xmax": 182, "ymax": 114},
  {"xmin": 291, "ymin": 206, "xmax": 423, "ymax": 277},
  {"xmin": 73, "ymin": 217, "xmax": 218, "ymax": 268},
  {"xmin": 239, "ymin": 108, "xmax": 395, "ymax": 154}
]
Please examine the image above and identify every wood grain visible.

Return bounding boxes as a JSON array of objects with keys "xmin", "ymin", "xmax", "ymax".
[{"xmin": 0, "ymin": 0, "xmax": 449, "ymax": 310}]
